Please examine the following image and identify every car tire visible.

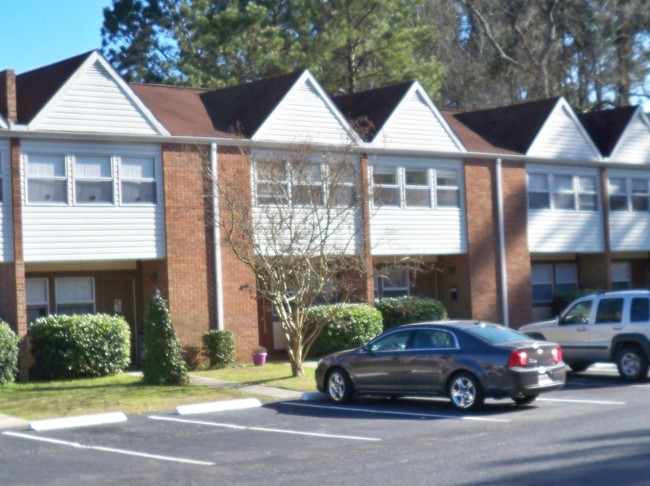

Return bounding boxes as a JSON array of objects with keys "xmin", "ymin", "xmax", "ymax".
[
  {"xmin": 513, "ymin": 394, "xmax": 538, "ymax": 406},
  {"xmin": 326, "ymin": 368, "xmax": 354, "ymax": 403},
  {"xmin": 617, "ymin": 345, "xmax": 649, "ymax": 381},
  {"xmin": 567, "ymin": 362, "xmax": 592, "ymax": 373},
  {"xmin": 448, "ymin": 372, "xmax": 484, "ymax": 411}
]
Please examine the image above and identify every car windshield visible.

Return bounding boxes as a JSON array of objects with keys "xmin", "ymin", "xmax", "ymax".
[{"xmin": 465, "ymin": 324, "xmax": 531, "ymax": 344}]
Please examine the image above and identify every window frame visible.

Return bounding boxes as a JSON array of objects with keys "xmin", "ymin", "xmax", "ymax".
[
  {"xmin": 528, "ymin": 172, "xmax": 599, "ymax": 212},
  {"xmin": 119, "ymin": 156, "xmax": 157, "ymax": 205},
  {"xmin": 608, "ymin": 176, "xmax": 650, "ymax": 212},
  {"xmin": 54, "ymin": 277, "xmax": 96, "ymax": 315},
  {"xmin": 25, "ymin": 153, "xmax": 69, "ymax": 205},
  {"xmin": 375, "ymin": 265, "xmax": 411, "ymax": 298},
  {"xmin": 611, "ymin": 262, "xmax": 631, "ymax": 290},
  {"xmin": 26, "ymin": 278, "xmax": 49, "ymax": 323},
  {"xmin": 74, "ymin": 154, "xmax": 114, "ymax": 205},
  {"xmin": 531, "ymin": 262, "xmax": 578, "ymax": 304}
]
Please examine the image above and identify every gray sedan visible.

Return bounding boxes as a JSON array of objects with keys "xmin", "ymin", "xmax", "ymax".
[{"xmin": 315, "ymin": 321, "xmax": 566, "ymax": 410}]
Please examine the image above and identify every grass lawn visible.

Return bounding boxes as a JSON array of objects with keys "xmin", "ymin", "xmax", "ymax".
[
  {"xmin": 192, "ymin": 362, "xmax": 318, "ymax": 393},
  {"xmin": 0, "ymin": 374, "xmax": 248, "ymax": 420}
]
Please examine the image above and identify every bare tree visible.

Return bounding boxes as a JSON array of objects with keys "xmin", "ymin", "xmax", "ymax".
[{"xmin": 211, "ymin": 143, "xmax": 372, "ymax": 376}]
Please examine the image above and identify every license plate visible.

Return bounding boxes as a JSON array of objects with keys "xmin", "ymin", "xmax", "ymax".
[{"xmin": 538, "ymin": 373, "xmax": 552, "ymax": 386}]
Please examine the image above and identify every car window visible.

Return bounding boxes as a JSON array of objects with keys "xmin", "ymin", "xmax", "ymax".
[
  {"xmin": 630, "ymin": 298, "xmax": 650, "ymax": 323},
  {"xmin": 595, "ymin": 298, "xmax": 624, "ymax": 323},
  {"xmin": 464, "ymin": 325, "xmax": 530, "ymax": 344},
  {"xmin": 409, "ymin": 330, "xmax": 456, "ymax": 350},
  {"xmin": 369, "ymin": 330, "xmax": 411, "ymax": 352},
  {"xmin": 562, "ymin": 300, "xmax": 592, "ymax": 324}
]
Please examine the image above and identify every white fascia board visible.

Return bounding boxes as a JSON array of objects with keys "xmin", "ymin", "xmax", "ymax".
[
  {"xmin": 29, "ymin": 51, "xmax": 170, "ymax": 136},
  {"xmin": 252, "ymin": 69, "xmax": 361, "ymax": 145},
  {"xmin": 373, "ymin": 81, "xmax": 466, "ymax": 152},
  {"xmin": 609, "ymin": 108, "xmax": 650, "ymax": 161},
  {"xmin": 0, "ymin": 114, "xmax": 7, "ymax": 129},
  {"xmin": 528, "ymin": 97, "xmax": 602, "ymax": 160}
]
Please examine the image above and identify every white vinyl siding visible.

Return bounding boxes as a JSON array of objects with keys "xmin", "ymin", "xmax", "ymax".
[
  {"xmin": 0, "ymin": 141, "xmax": 12, "ymax": 262},
  {"xmin": 370, "ymin": 156, "xmax": 466, "ymax": 255},
  {"xmin": 527, "ymin": 165, "xmax": 604, "ymax": 253},
  {"xmin": 608, "ymin": 170, "xmax": 650, "ymax": 251},
  {"xmin": 21, "ymin": 140, "xmax": 165, "ymax": 262},
  {"xmin": 528, "ymin": 101, "xmax": 600, "ymax": 161},
  {"xmin": 373, "ymin": 86, "xmax": 463, "ymax": 152},
  {"xmin": 253, "ymin": 75, "xmax": 353, "ymax": 144},
  {"xmin": 609, "ymin": 112, "xmax": 650, "ymax": 164},
  {"xmin": 32, "ymin": 59, "xmax": 161, "ymax": 135}
]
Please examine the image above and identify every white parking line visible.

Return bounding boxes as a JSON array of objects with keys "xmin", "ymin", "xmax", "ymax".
[
  {"xmin": 2, "ymin": 431, "xmax": 214, "ymax": 466},
  {"xmin": 282, "ymin": 402, "xmax": 511, "ymax": 422},
  {"xmin": 538, "ymin": 398, "xmax": 626, "ymax": 405},
  {"xmin": 148, "ymin": 415, "xmax": 382, "ymax": 441}
]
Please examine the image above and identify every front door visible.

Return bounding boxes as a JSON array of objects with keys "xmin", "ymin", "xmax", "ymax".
[{"xmin": 98, "ymin": 277, "xmax": 138, "ymax": 365}]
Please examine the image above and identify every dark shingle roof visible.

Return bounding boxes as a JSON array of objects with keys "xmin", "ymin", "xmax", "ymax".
[
  {"xmin": 16, "ymin": 51, "xmax": 93, "ymax": 123},
  {"xmin": 453, "ymin": 97, "xmax": 560, "ymax": 154},
  {"xmin": 578, "ymin": 106, "xmax": 637, "ymax": 157},
  {"xmin": 333, "ymin": 82, "xmax": 413, "ymax": 141}
]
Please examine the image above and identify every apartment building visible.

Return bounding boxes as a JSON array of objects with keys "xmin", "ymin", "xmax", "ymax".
[{"xmin": 0, "ymin": 51, "xmax": 648, "ymax": 372}]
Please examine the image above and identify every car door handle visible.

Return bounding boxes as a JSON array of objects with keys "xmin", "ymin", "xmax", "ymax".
[
  {"xmin": 576, "ymin": 327, "xmax": 587, "ymax": 332},
  {"xmin": 613, "ymin": 326, "xmax": 623, "ymax": 330}
]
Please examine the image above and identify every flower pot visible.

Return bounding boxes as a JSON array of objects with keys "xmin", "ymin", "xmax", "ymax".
[{"xmin": 252, "ymin": 353, "xmax": 267, "ymax": 366}]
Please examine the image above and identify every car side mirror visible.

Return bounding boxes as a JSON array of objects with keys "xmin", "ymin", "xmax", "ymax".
[{"xmin": 360, "ymin": 344, "xmax": 373, "ymax": 354}]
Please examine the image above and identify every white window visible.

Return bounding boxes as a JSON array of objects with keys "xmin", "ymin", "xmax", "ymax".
[
  {"xmin": 256, "ymin": 159, "xmax": 289, "ymax": 206},
  {"xmin": 120, "ymin": 157, "xmax": 157, "ymax": 204},
  {"xmin": 528, "ymin": 173, "xmax": 597, "ymax": 212},
  {"xmin": 26, "ymin": 278, "xmax": 49, "ymax": 323},
  {"xmin": 372, "ymin": 167, "xmax": 400, "ymax": 207},
  {"xmin": 531, "ymin": 263, "xmax": 578, "ymax": 303},
  {"xmin": 612, "ymin": 262, "xmax": 631, "ymax": 290},
  {"xmin": 328, "ymin": 161, "xmax": 356, "ymax": 207},
  {"xmin": 435, "ymin": 169, "xmax": 460, "ymax": 208},
  {"xmin": 375, "ymin": 266, "xmax": 410, "ymax": 298},
  {"xmin": 404, "ymin": 168, "xmax": 430, "ymax": 207},
  {"xmin": 55, "ymin": 277, "xmax": 95, "ymax": 315},
  {"xmin": 26, "ymin": 154, "xmax": 68, "ymax": 203},
  {"xmin": 292, "ymin": 162, "xmax": 323, "ymax": 206},
  {"xmin": 609, "ymin": 177, "xmax": 650, "ymax": 212},
  {"xmin": 75, "ymin": 155, "xmax": 113, "ymax": 204}
]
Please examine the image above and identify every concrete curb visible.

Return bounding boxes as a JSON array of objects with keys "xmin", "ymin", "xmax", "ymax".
[
  {"xmin": 29, "ymin": 412, "xmax": 128, "ymax": 432},
  {"xmin": 176, "ymin": 398, "xmax": 262, "ymax": 415}
]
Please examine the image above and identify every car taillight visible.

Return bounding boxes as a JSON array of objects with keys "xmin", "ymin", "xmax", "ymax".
[
  {"xmin": 508, "ymin": 350, "xmax": 529, "ymax": 367},
  {"xmin": 551, "ymin": 346, "xmax": 563, "ymax": 364}
]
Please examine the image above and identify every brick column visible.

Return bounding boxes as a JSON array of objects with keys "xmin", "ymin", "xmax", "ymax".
[{"xmin": 359, "ymin": 153, "xmax": 374, "ymax": 305}]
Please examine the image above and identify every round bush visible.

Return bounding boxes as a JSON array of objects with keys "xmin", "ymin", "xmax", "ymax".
[
  {"xmin": 30, "ymin": 314, "xmax": 131, "ymax": 380},
  {"xmin": 375, "ymin": 296, "xmax": 448, "ymax": 330},
  {"xmin": 202, "ymin": 330, "xmax": 236, "ymax": 368},
  {"xmin": 0, "ymin": 322, "xmax": 18, "ymax": 384},
  {"xmin": 308, "ymin": 304, "xmax": 383, "ymax": 358}
]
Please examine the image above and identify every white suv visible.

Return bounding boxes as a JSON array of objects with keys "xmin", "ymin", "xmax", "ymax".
[{"xmin": 520, "ymin": 290, "xmax": 650, "ymax": 380}]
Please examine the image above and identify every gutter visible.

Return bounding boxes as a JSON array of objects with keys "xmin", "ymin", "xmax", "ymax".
[
  {"xmin": 495, "ymin": 158, "xmax": 509, "ymax": 327},
  {"xmin": 210, "ymin": 143, "xmax": 225, "ymax": 330}
]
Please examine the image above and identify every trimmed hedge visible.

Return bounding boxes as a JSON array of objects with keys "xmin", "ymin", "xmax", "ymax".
[
  {"xmin": 143, "ymin": 294, "xmax": 188, "ymax": 386},
  {"xmin": 30, "ymin": 314, "xmax": 130, "ymax": 380},
  {"xmin": 375, "ymin": 296, "xmax": 448, "ymax": 330},
  {"xmin": 552, "ymin": 289, "xmax": 600, "ymax": 316},
  {"xmin": 202, "ymin": 330, "xmax": 236, "ymax": 368},
  {"xmin": 308, "ymin": 304, "xmax": 383, "ymax": 358},
  {"xmin": 0, "ymin": 322, "xmax": 18, "ymax": 384}
]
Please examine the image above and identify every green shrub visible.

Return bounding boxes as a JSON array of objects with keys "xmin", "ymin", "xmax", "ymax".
[
  {"xmin": 0, "ymin": 322, "xmax": 18, "ymax": 384},
  {"xmin": 552, "ymin": 289, "xmax": 600, "ymax": 316},
  {"xmin": 375, "ymin": 296, "xmax": 448, "ymax": 330},
  {"xmin": 30, "ymin": 314, "xmax": 130, "ymax": 380},
  {"xmin": 202, "ymin": 330, "xmax": 236, "ymax": 368},
  {"xmin": 143, "ymin": 294, "xmax": 188, "ymax": 386},
  {"xmin": 308, "ymin": 304, "xmax": 383, "ymax": 358}
]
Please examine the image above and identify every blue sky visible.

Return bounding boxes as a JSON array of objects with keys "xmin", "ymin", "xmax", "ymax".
[{"xmin": 0, "ymin": 0, "xmax": 112, "ymax": 74}]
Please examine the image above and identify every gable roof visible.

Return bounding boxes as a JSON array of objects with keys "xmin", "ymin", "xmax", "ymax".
[
  {"xmin": 453, "ymin": 97, "xmax": 560, "ymax": 154},
  {"xmin": 442, "ymin": 110, "xmax": 517, "ymax": 155},
  {"xmin": 16, "ymin": 51, "xmax": 91, "ymax": 124},
  {"xmin": 578, "ymin": 106, "xmax": 638, "ymax": 157},
  {"xmin": 333, "ymin": 82, "xmax": 413, "ymax": 142}
]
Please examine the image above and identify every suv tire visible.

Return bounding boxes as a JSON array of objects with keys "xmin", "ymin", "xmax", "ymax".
[{"xmin": 616, "ymin": 345, "xmax": 649, "ymax": 381}]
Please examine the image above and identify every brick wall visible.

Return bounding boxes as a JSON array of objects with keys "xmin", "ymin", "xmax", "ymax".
[
  {"xmin": 217, "ymin": 145, "xmax": 259, "ymax": 361},
  {"xmin": 578, "ymin": 253, "xmax": 611, "ymax": 290},
  {"xmin": 161, "ymin": 143, "xmax": 213, "ymax": 353},
  {"xmin": 437, "ymin": 254, "xmax": 472, "ymax": 319}
]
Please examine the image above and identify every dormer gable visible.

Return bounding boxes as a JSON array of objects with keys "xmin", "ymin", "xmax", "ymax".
[
  {"xmin": 610, "ymin": 109, "xmax": 650, "ymax": 164},
  {"xmin": 372, "ymin": 81, "xmax": 465, "ymax": 152},
  {"xmin": 252, "ymin": 70, "xmax": 358, "ymax": 145},
  {"xmin": 22, "ymin": 51, "xmax": 168, "ymax": 135},
  {"xmin": 527, "ymin": 97, "xmax": 601, "ymax": 160}
]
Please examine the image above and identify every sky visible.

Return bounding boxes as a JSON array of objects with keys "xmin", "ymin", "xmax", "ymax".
[{"xmin": 0, "ymin": 0, "xmax": 113, "ymax": 74}]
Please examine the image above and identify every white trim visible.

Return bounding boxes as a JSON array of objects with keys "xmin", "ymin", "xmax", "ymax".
[
  {"xmin": 0, "ymin": 114, "xmax": 7, "ymax": 129},
  {"xmin": 252, "ymin": 69, "xmax": 360, "ymax": 144},
  {"xmin": 373, "ymin": 81, "xmax": 466, "ymax": 152},
  {"xmin": 29, "ymin": 51, "xmax": 170, "ymax": 136}
]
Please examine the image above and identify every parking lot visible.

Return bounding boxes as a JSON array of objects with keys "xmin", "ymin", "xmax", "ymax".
[{"xmin": 3, "ymin": 365, "xmax": 650, "ymax": 485}]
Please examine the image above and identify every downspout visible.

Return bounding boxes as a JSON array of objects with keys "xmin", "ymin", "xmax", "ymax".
[
  {"xmin": 211, "ymin": 143, "xmax": 225, "ymax": 330},
  {"xmin": 495, "ymin": 158, "xmax": 509, "ymax": 327}
]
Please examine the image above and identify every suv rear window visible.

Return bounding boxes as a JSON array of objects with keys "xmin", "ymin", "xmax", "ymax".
[
  {"xmin": 595, "ymin": 298, "xmax": 624, "ymax": 323},
  {"xmin": 631, "ymin": 298, "xmax": 650, "ymax": 322}
]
